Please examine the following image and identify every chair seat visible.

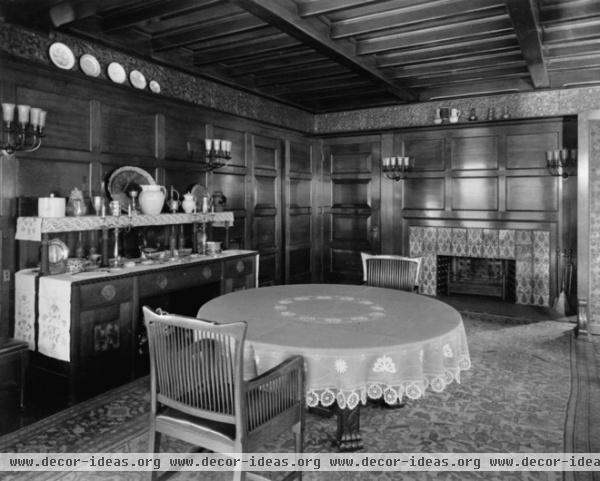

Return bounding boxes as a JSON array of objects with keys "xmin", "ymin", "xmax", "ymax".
[{"xmin": 157, "ymin": 407, "xmax": 236, "ymax": 440}]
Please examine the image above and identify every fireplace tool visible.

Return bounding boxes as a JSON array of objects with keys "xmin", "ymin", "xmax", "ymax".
[{"xmin": 553, "ymin": 249, "xmax": 569, "ymax": 317}]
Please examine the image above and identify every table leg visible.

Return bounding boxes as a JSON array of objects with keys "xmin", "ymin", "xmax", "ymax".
[{"xmin": 335, "ymin": 404, "xmax": 363, "ymax": 451}]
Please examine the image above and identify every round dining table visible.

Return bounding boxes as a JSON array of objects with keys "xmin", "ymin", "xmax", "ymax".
[{"xmin": 197, "ymin": 284, "xmax": 471, "ymax": 451}]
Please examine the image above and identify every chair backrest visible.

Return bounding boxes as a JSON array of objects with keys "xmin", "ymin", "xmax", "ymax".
[
  {"xmin": 361, "ymin": 253, "xmax": 422, "ymax": 285},
  {"xmin": 365, "ymin": 256, "xmax": 421, "ymax": 291},
  {"xmin": 143, "ymin": 306, "xmax": 247, "ymax": 428}
]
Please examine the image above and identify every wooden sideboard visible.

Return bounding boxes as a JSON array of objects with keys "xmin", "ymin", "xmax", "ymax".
[{"xmin": 16, "ymin": 250, "xmax": 258, "ymax": 403}]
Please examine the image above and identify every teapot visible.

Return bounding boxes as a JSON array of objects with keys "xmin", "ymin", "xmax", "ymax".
[
  {"xmin": 138, "ymin": 185, "xmax": 167, "ymax": 215},
  {"xmin": 182, "ymin": 192, "xmax": 196, "ymax": 213}
]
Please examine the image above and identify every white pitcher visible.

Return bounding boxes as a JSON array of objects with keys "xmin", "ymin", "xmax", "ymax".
[
  {"xmin": 138, "ymin": 185, "xmax": 166, "ymax": 215},
  {"xmin": 182, "ymin": 192, "xmax": 196, "ymax": 213}
]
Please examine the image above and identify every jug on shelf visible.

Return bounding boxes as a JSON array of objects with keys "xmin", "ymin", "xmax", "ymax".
[
  {"xmin": 66, "ymin": 188, "xmax": 87, "ymax": 216},
  {"xmin": 138, "ymin": 185, "xmax": 167, "ymax": 215},
  {"xmin": 182, "ymin": 192, "xmax": 196, "ymax": 213}
]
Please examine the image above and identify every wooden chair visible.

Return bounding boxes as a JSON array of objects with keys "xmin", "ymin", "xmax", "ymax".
[
  {"xmin": 363, "ymin": 254, "xmax": 422, "ymax": 292},
  {"xmin": 143, "ymin": 306, "xmax": 305, "ymax": 481}
]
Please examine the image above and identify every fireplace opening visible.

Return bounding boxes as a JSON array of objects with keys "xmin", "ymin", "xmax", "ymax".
[{"xmin": 437, "ymin": 256, "xmax": 516, "ymax": 301}]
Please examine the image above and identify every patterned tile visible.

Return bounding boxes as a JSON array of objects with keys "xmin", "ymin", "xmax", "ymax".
[
  {"xmin": 436, "ymin": 227, "xmax": 452, "ymax": 255},
  {"xmin": 423, "ymin": 227, "xmax": 437, "ymax": 254},
  {"xmin": 451, "ymin": 228, "xmax": 467, "ymax": 256},
  {"xmin": 498, "ymin": 230, "xmax": 515, "ymax": 259},
  {"xmin": 420, "ymin": 254, "xmax": 437, "ymax": 296},
  {"xmin": 482, "ymin": 229, "xmax": 499, "ymax": 259},
  {"xmin": 532, "ymin": 231, "xmax": 550, "ymax": 307},
  {"xmin": 409, "ymin": 227, "xmax": 424, "ymax": 257},
  {"xmin": 467, "ymin": 228, "xmax": 483, "ymax": 257},
  {"xmin": 515, "ymin": 230, "xmax": 533, "ymax": 245}
]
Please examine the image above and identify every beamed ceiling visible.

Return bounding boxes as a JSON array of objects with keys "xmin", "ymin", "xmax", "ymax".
[{"xmin": 2, "ymin": 0, "xmax": 600, "ymax": 113}]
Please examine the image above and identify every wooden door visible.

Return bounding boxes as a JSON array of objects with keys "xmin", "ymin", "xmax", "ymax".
[
  {"xmin": 322, "ymin": 137, "xmax": 381, "ymax": 283},
  {"xmin": 251, "ymin": 134, "xmax": 282, "ymax": 286},
  {"xmin": 283, "ymin": 139, "xmax": 315, "ymax": 284}
]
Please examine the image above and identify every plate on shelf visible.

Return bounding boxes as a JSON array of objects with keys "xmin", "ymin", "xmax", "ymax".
[
  {"xmin": 189, "ymin": 183, "xmax": 209, "ymax": 211},
  {"xmin": 107, "ymin": 166, "xmax": 156, "ymax": 213},
  {"xmin": 79, "ymin": 54, "xmax": 101, "ymax": 77},
  {"xmin": 107, "ymin": 62, "xmax": 126, "ymax": 84},
  {"xmin": 129, "ymin": 70, "xmax": 146, "ymax": 90},
  {"xmin": 149, "ymin": 80, "xmax": 161, "ymax": 94},
  {"xmin": 49, "ymin": 42, "xmax": 75, "ymax": 70},
  {"xmin": 48, "ymin": 238, "xmax": 69, "ymax": 274}
]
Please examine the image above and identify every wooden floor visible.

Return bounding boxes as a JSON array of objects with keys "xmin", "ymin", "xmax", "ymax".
[{"xmin": 0, "ymin": 294, "xmax": 575, "ymax": 437}]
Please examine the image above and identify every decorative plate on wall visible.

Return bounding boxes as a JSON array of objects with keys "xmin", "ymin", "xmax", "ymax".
[
  {"xmin": 107, "ymin": 62, "xmax": 126, "ymax": 84},
  {"xmin": 49, "ymin": 42, "xmax": 75, "ymax": 70},
  {"xmin": 149, "ymin": 80, "xmax": 161, "ymax": 94},
  {"xmin": 129, "ymin": 70, "xmax": 147, "ymax": 90},
  {"xmin": 79, "ymin": 54, "xmax": 101, "ymax": 77}
]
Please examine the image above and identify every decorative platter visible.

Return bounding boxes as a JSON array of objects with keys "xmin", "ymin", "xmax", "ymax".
[
  {"xmin": 107, "ymin": 62, "xmax": 126, "ymax": 84},
  {"xmin": 79, "ymin": 54, "xmax": 101, "ymax": 77},
  {"xmin": 48, "ymin": 238, "xmax": 69, "ymax": 274},
  {"xmin": 49, "ymin": 42, "xmax": 75, "ymax": 70},
  {"xmin": 129, "ymin": 70, "xmax": 147, "ymax": 90},
  {"xmin": 189, "ymin": 183, "xmax": 209, "ymax": 212},
  {"xmin": 107, "ymin": 166, "xmax": 156, "ymax": 212},
  {"xmin": 149, "ymin": 80, "xmax": 161, "ymax": 94}
]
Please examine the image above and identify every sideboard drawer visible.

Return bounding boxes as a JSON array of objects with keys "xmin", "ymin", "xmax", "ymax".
[
  {"xmin": 78, "ymin": 278, "xmax": 134, "ymax": 309},
  {"xmin": 224, "ymin": 257, "xmax": 255, "ymax": 279},
  {"xmin": 138, "ymin": 262, "xmax": 222, "ymax": 296}
]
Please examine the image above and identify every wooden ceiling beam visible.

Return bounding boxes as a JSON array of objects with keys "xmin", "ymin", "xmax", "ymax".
[
  {"xmin": 296, "ymin": 0, "xmax": 379, "ymax": 17},
  {"xmin": 228, "ymin": 0, "xmax": 416, "ymax": 102},
  {"xmin": 541, "ymin": 0, "xmax": 600, "ymax": 24},
  {"xmin": 193, "ymin": 34, "xmax": 299, "ymax": 65},
  {"xmin": 151, "ymin": 13, "xmax": 265, "ymax": 51},
  {"xmin": 100, "ymin": 0, "xmax": 217, "ymax": 32},
  {"xmin": 331, "ymin": 0, "xmax": 501, "ymax": 39},
  {"xmin": 550, "ymin": 67, "xmax": 600, "ymax": 88},
  {"xmin": 409, "ymin": 66, "xmax": 529, "ymax": 88},
  {"xmin": 48, "ymin": 0, "xmax": 128, "ymax": 27},
  {"xmin": 543, "ymin": 18, "xmax": 600, "ymax": 43},
  {"xmin": 504, "ymin": 0, "xmax": 550, "ymax": 88},
  {"xmin": 547, "ymin": 38, "xmax": 600, "ymax": 59},
  {"xmin": 357, "ymin": 15, "xmax": 513, "ymax": 55},
  {"xmin": 377, "ymin": 35, "xmax": 519, "ymax": 68},
  {"xmin": 418, "ymin": 77, "xmax": 533, "ymax": 101}
]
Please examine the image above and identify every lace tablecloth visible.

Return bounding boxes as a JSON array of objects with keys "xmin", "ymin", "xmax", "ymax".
[{"xmin": 197, "ymin": 284, "xmax": 471, "ymax": 409}]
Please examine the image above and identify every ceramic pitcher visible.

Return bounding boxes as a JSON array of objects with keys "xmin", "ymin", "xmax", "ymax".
[
  {"xmin": 138, "ymin": 185, "xmax": 166, "ymax": 215},
  {"xmin": 182, "ymin": 192, "xmax": 196, "ymax": 213}
]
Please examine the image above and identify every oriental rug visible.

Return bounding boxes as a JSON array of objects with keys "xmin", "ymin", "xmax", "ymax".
[{"xmin": 0, "ymin": 313, "xmax": 598, "ymax": 481}]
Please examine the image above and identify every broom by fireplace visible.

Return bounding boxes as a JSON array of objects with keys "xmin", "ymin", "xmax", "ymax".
[{"xmin": 553, "ymin": 249, "xmax": 569, "ymax": 317}]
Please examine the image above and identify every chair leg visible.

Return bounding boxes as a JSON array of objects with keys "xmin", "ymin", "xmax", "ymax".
[
  {"xmin": 293, "ymin": 422, "xmax": 303, "ymax": 480},
  {"xmin": 148, "ymin": 428, "xmax": 161, "ymax": 481}
]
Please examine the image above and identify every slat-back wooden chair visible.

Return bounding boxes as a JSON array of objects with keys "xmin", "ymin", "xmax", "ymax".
[
  {"xmin": 143, "ymin": 306, "xmax": 305, "ymax": 481},
  {"xmin": 362, "ymin": 254, "xmax": 422, "ymax": 292}
]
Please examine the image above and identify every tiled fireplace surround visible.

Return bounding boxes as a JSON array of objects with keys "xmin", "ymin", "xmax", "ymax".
[{"xmin": 409, "ymin": 227, "xmax": 550, "ymax": 306}]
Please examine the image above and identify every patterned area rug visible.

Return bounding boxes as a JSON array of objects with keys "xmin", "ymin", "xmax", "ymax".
[{"xmin": 0, "ymin": 313, "xmax": 594, "ymax": 481}]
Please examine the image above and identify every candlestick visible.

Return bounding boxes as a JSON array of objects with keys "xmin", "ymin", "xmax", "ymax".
[
  {"xmin": 17, "ymin": 105, "xmax": 30, "ymax": 125},
  {"xmin": 2, "ymin": 103, "xmax": 15, "ymax": 123}
]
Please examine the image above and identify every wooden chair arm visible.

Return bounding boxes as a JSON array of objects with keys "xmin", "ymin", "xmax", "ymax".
[{"xmin": 245, "ymin": 355, "xmax": 304, "ymax": 391}]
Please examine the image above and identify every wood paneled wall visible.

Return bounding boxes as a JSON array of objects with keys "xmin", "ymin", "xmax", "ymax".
[{"xmin": 0, "ymin": 55, "xmax": 317, "ymax": 336}]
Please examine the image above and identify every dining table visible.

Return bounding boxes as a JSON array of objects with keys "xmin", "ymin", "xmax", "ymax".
[{"xmin": 197, "ymin": 283, "xmax": 471, "ymax": 451}]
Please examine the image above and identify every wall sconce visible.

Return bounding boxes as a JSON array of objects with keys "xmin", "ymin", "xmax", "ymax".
[
  {"xmin": 546, "ymin": 149, "xmax": 576, "ymax": 179},
  {"xmin": 1, "ymin": 103, "xmax": 47, "ymax": 154},
  {"xmin": 187, "ymin": 139, "xmax": 232, "ymax": 172},
  {"xmin": 382, "ymin": 156, "xmax": 412, "ymax": 181}
]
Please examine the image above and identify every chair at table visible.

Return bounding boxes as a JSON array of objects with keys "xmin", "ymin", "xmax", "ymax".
[
  {"xmin": 143, "ymin": 306, "xmax": 305, "ymax": 481},
  {"xmin": 361, "ymin": 253, "xmax": 422, "ymax": 292}
]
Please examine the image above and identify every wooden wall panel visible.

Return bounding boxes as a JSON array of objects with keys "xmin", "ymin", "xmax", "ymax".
[
  {"xmin": 290, "ymin": 142, "xmax": 311, "ymax": 173},
  {"xmin": 403, "ymin": 132, "xmax": 445, "ymax": 171},
  {"xmin": 100, "ymin": 105, "xmax": 156, "ymax": 157},
  {"xmin": 258, "ymin": 253, "xmax": 277, "ymax": 286},
  {"xmin": 289, "ymin": 214, "xmax": 311, "ymax": 245},
  {"xmin": 17, "ymin": 86, "xmax": 91, "ymax": 152},
  {"xmin": 452, "ymin": 177, "xmax": 498, "ymax": 211},
  {"xmin": 255, "ymin": 174, "xmax": 276, "ymax": 208},
  {"xmin": 163, "ymin": 167, "xmax": 207, "ymax": 198},
  {"xmin": 506, "ymin": 177, "xmax": 559, "ymax": 211},
  {"xmin": 331, "ymin": 143, "xmax": 373, "ymax": 173},
  {"xmin": 289, "ymin": 178, "xmax": 311, "ymax": 207},
  {"xmin": 403, "ymin": 178, "xmax": 445, "ymax": 210},
  {"xmin": 164, "ymin": 113, "xmax": 204, "ymax": 161},
  {"xmin": 506, "ymin": 132, "xmax": 559, "ymax": 169},
  {"xmin": 332, "ymin": 180, "xmax": 370, "ymax": 207},
  {"xmin": 450, "ymin": 135, "xmax": 498, "ymax": 170},
  {"xmin": 18, "ymin": 159, "xmax": 91, "ymax": 197},
  {"xmin": 212, "ymin": 172, "xmax": 246, "ymax": 210},
  {"xmin": 332, "ymin": 216, "xmax": 369, "ymax": 242},
  {"xmin": 288, "ymin": 247, "xmax": 311, "ymax": 283}
]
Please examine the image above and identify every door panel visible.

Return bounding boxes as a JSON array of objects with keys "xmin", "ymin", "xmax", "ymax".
[{"xmin": 323, "ymin": 138, "xmax": 380, "ymax": 283}]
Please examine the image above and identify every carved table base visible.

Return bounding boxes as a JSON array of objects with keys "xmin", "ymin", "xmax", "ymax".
[{"xmin": 335, "ymin": 404, "xmax": 363, "ymax": 451}]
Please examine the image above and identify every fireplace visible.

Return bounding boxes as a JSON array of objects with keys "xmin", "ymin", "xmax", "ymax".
[{"xmin": 437, "ymin": 256, "xmax": 516, "ymax": 301}]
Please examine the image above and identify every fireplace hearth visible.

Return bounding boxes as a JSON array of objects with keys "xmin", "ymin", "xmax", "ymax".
[{"xmin": 437, "ymin": 256, "xmax": 516, "ymax": 301}]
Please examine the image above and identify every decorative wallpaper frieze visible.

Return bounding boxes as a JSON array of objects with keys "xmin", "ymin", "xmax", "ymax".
[
  {"xmin": 588, "ymin": 121, "xmax": 600, "ymax": 327},
  {"xmin": 0, "ymin": 21, "xmax": 313, "ymax": 133}
]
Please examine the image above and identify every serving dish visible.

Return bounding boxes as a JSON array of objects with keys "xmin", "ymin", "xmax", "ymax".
[
  {"xmin": 129, "ymin": 70, "xmax": 147, "ymax": 90},
  {"xmin": 49, "ymin": 42, "xmax": 75, "ymax": 70},
  {"xmin": 107, "ymin": 62, "xmax": 126, "ymax": 84},
  {"xmin": 79, "ymin": 54, "xmax": 101, "ymax": 77},
  {"xmin": 107, "ymin": 166, "xmax": 156, "ymax": 213},
  {"xmin": 189, "ymin": 183, "xmax": 209, "ymax": 212}
]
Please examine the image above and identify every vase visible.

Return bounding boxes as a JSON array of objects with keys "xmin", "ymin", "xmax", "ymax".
[{"xmin": 138, "ymin": 185, "xmax": 166, "ymax": 215}]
